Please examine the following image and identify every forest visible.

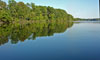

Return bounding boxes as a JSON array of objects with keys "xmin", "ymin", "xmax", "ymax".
[{"xmin": 0, "ymin": 0, "xmax": 74, "ymax": 23}]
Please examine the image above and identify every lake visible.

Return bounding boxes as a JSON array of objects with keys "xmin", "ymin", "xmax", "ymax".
[{"xmin": 0, "ymin": 21, "xmax": 100, "ymax": 60}]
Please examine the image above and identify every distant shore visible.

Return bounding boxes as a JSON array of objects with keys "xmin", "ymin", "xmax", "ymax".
[{"xmin": 74, "ymin": 18, "xmax": 100, "ymax": 21}]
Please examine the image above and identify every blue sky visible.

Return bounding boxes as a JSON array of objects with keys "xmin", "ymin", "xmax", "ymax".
[{"xmin": 3, "ymin": 0, "xmax": 99, "ymax": 18}]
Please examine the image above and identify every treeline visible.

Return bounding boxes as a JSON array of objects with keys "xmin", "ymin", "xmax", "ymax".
[
  {"xmin": 74, "ymin": 18, "xmax": 100, "ymax": 21},
  {"xmin": 0, "ymin": 0, "xmax": 74, "ymax": 23}
]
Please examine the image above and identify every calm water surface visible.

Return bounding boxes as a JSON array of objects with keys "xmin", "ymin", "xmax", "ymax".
[{"xmin": 0, "ymin": 22, "xmax": 100, "ymax": 60}]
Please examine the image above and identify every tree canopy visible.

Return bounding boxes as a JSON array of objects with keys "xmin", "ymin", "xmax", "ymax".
[{"xmin": 0, "ymin": 0, "xmax": 74, "ymax": 23}]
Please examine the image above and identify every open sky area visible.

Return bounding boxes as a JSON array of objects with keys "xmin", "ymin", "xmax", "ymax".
[{"xmin": 3, "ymin": 0, "xmax": 99, "ymax": 18}]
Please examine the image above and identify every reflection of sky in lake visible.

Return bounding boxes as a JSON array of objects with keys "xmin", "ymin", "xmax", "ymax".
[{"xmin": 0, "ymin": 22, "xmax": 100, "ymax": 60}]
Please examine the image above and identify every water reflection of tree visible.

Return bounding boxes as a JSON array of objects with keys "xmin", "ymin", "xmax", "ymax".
[{"xmin": 0, "ymin": 22, "xmax": 73, "ymax": 45}]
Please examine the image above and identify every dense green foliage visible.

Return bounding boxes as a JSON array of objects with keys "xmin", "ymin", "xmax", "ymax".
[
  {"xmin": 0, "ymin": 22, "xmax": 73, "ymax": 45},
  {"xmin": 0, "ymin": 0, "xmax": 74, "ymax": 23},
  {"xmin": 0, "ymin": 0, "xmax": 75, "ymax": 46}
]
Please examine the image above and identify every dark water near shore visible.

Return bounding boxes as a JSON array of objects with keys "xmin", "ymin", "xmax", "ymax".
[{"xmin": 0, "ymin": 21, "xmax": 100, "ymax": 60}]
